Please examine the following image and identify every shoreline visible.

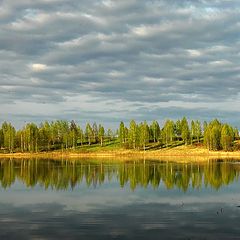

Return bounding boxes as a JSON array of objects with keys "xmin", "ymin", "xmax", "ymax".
[{"xmin": 1, "ymin": 146, "xmax": 240, "ymax": 161}]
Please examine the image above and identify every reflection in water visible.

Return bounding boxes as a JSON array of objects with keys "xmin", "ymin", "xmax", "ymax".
[
  {"xmin": 1, "ymin": 158, "xmax": 240, "ymax": 239},
  {"xmin": 0, "ymin": 158, "xmax": 239, "ymax": 191}
]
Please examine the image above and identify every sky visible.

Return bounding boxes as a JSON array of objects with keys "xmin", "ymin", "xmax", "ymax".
[{"xmin": 0, "ymin": 0, "xmax": 240, "ymax": 128}]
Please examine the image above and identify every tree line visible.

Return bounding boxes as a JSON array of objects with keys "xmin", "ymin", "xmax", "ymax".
[
  {"xmin": 119, "ymin": 118, "xmax": 239, "ymax": 151},
  {"xmin": 0, "ymin": 120, "xmax": 113, "ymax": 153},
  {"xmin": 0, "ymin": 118, "xmax": 238, "ymax": 152}
]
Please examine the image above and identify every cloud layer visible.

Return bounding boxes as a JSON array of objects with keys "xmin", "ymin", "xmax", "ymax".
[{"xmin": 0, "ymin": 0, "xmax": 240, "ymax": 127}]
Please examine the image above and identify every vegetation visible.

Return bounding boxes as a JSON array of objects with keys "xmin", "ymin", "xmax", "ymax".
[{"xmin": 0, "ymin": 118, "xmax": 239, "ymax": 153}]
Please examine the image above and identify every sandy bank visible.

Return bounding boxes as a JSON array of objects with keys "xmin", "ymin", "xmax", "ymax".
[{"xmin": 0, "ymin": 146, "xmax": 240, "ymax": 162}]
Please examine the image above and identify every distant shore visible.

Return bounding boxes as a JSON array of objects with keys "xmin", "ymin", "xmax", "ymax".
[{"xmin": 1, "ymin": 146, "xmax": 240, "ymax": 161}]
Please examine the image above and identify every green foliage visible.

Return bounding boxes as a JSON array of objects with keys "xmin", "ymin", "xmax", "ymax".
[
  {"xmin": 234, "ymin": 128, "xmax": 239, "ymax": 139},
  {"xmin": 150, "ymin": 120, "xmax": 160, "ymax": 143},
  {"xmin": 211, "ymin": 125, "xmax": 221, "ymax": 150},
  {"xmin": 98, "ymin": 124, "xmax": 105, "ymax": 146},
  {"xmin": 190, "ymin": 120, "xmax": 202, "ymax": 144},
  {"xmin": 107, "ymin": 128, "xmax": 114, "ymax": 142},
  {"xmin": 181, "ymin": 117, "xmax": 190, "ymax": 145},
  {"xmin": 1, "ymin": 122, "xmax": 16, "ymax": 152},
  {"xmin": 78, "ymin": 127, "xmax": 84, "ymax": 146},
  {"xmin": 128, "ymin": 120, "xmax": 138, "ymax": 149},
  {"xmin": 174, "ymin": 120, "xmax": 182, "ymax": 139},
  {"xmin": 92, "ymin": 122, "xmax": 98, "ymax": 144},
  {"xmin": 0, "ymin": 118, "xmax": 238, "ymax": 153},
  {"xmin": 119, "ymin": 121, "xmax": 125, "ymax": 146},
  {"xmin": 0, "ymin": 129, "xmax": 4, "ymax": 148},
  {"xmin": 39, "ymin": 121, "xmax": 51, "ymax": 150},
  {"xmin": 204, "ymin": 119, "xmax": 235, "ymax": 151},
  {"xmin": 204, "ymin": 119, "xmax": 221, "ymax": 150},
  {"xmin": 85, "ymin": 123, "xmax": 93, "ymax": 145},
  {"xmin": 25, "ymin": 123, "xmax": 39, "ymax": 152},
  {"xmin": 162, "ymin": 120, "xmax": 175, "ymax": 145},
  {"xmin": 69, "ymin": 120, "xmax": 79, "ymax": 149},
  {"xmin": 139, "ymin": 121, "xmax": 150, "ymax": 150},
  {"xmin": 195, "ymin": 120, "xmax": 202, "ymax": 143},
  {"xmin": 221, "ymin": 124, "xmax": 234, "ymax": 151}
]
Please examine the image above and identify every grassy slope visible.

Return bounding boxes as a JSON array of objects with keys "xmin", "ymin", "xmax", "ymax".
[{"xmin": 1, "ymin": 140, "xmax": 240, "ymax": 161}]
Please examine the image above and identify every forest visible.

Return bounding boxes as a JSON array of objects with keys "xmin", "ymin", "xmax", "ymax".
[{"xmin": 0, "ymin": 117, "xmax": 239, "ymax": 153}]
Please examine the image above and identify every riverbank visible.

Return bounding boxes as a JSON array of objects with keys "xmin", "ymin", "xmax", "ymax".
[{"xmin": 1, "ymin": 145, "xmax": 240, "ymax": 161}]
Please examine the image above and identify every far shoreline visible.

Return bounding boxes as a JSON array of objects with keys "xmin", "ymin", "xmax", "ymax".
[{"xmin": 1, "ymin": 146, "xmax": 240, "ymax": 162}]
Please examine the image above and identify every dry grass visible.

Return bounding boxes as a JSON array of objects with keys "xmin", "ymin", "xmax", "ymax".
[{"xmin": 1, "ymin": 145, "xmax": 240, "ymax": 162}]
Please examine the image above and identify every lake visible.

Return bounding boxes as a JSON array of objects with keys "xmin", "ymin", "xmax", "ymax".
[{"xmin": 0, "ymin": 158, "xmax": 240, "ymax": 239}]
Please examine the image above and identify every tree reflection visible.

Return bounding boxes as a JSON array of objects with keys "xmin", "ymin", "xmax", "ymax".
[{"xmin": 0, "ymin": 159, "xmax": 239, "ymax": 191}]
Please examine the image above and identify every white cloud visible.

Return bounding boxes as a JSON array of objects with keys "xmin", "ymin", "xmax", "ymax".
[
  {"xmin": 209, "ymin": 60, "xmax": 232, "ymax": 66},
  {"xmin": 187, "ymin": 49, "xmax": 202, "ymax": 57},
  {"xmin": 132, "ymin": 25, "xmax": 149, "ymax": 36},
  {"xmin": 142, "ymin": 77, "xmax": 166, "ymax": 84},
  {"xmin": 30, "ymin": 64, "xmax": 48, "ymax": 72}
]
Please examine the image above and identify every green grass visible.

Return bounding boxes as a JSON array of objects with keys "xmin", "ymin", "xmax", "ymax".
[
  {"xmin": 61, "ymin": 138, "xmax": 206, "ymax": 153},
  {"xmin": 67, "ymin": 139, "xmax": 123, "ymax": 153},
  {"xmin": 3, "ymin": 137, "xmax": 238, "ymax": 156},
  {"xmin": 62, "ymin": 140, "xmax": 194, "ymax": 153}
]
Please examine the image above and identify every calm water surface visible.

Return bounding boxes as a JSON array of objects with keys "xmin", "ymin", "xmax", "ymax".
[{"xmin": 1, "ymin": 158, "xmax": 240, "ymax": 239}]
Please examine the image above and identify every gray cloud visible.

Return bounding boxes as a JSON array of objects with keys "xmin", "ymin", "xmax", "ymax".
[{"xmin": 0, "ymin": 0, "xmax": 240, "ymax": 127}]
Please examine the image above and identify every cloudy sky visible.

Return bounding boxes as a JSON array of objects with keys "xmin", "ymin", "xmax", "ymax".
[{"xmin": 0, "ymin": 0, "xmax": 240, "ymax": 128}]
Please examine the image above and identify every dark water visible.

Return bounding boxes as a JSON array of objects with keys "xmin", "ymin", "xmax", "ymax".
[{"xmin": 1, "ymin": 158, "xmax": 240, "ymax": 239}]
